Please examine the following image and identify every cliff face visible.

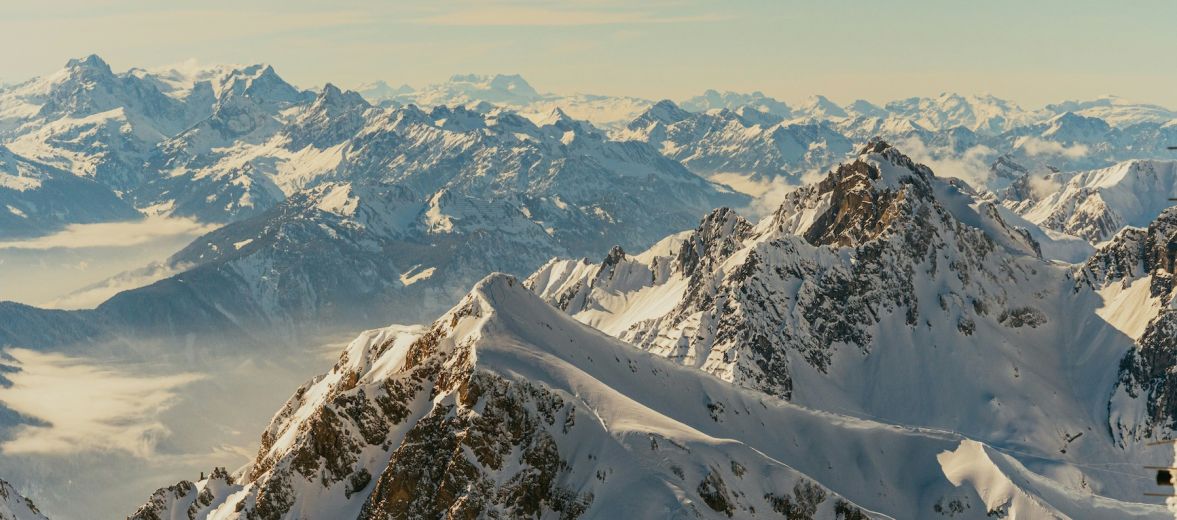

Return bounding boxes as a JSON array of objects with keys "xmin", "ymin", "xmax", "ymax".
[{"xmin": 0, "ymin": 479, "xmax": 48, "ymax": 520}]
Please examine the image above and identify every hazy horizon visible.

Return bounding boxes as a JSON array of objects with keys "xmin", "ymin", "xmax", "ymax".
[{"xmin": 4, "ymin": 0, "xmax": 1177, "ymax": 109}]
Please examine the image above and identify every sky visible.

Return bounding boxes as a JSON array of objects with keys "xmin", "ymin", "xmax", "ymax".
[{"xmin": 3, "ymin": 0, "xmax": 1177, "ymax": 108}]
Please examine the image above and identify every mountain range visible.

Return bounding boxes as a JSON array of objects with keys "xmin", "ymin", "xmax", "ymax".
[
  {"xmin": 0, "ymin": 57, "xmax": 742, "ymax": 347},
  {"xmin": 4, "ymin": 55, "xmax": 1177, "ymax": 519},
  {"xmin": 124, "ymin": 142, "xmax": 1177, "ymax": 519}
]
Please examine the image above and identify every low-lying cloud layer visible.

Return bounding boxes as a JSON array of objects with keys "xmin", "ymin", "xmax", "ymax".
[
  {"xmin": 894, "ymin": 137, "xmax": 997, "ymax": 189},
  {"xmin": 1015, "ymin": 136, "xmax": 1089, "ymax": 159},
  {"xmin": 0, "ymin": 217, "xmax": 214, "ymax": 306},
  {"xmin": 0, "ymin": 348, "xmax": 204, "ymax": 458},
  {"xmin": 0, "ymin": 216, "xmax": 215, "ymax": 250}
]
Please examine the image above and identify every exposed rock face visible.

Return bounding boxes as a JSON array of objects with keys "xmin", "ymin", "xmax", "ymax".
[
  {"xmin": 132, "ymin": 270, "xmax": 1173, "ymax": 518},
  {"xmin": 1011, "ymin": 160, "xmax": 1177, "ymax": 244},
  {"xmin": 130, "ymin": 274, "xmax": 885, "ymax": 519},
  {"xmin": 0, "ymin": 479, "xmax": 47, "ymax": 520},
  {"xmin": 128, "ymin": 281, "xmax": 595, "ymax": 519},
  {"xmin": 531, "ymin": 141, "xmax": 1051, "ymax": 403},
  {"xmin": 526, "ymin": 143, "xmax": 1165, "ymax": 506},
  {"xmin": 129, "ymin": 468, "xmax": 235, "ymax": 520},
  {"xmin": 1083, "ymin": 208, "xmax": 1177, "ymax": 441}
]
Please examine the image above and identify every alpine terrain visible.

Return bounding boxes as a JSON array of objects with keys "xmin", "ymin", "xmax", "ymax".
[{"xmin": 125, "ymin": 142, "xmax": 1177, "ymax": 519}]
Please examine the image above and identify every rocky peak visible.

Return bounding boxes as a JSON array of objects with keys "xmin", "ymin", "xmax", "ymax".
[
  {"xmin": 64, "ymin": 53, "xmax": 114, "ymax": 77},
  {"xmin": 315, "ymin": 83, "xmax": 369, "ymax": 111},
  {"xmin": 440, "ymin": 73, "xmax": 543, "ymax": 104},
  {"xmin": 428, "ymin": 103, "xmax": 488, "ymax": 132},
  {"xmin": 991, "ymin": 154, "xmax": 1029, "ymax": 181},
  {"xmin": 0, "ymin": 478, "xmax": 47, "ymax": 520},
  {"xmin": 1146, "ymin": 207, "xmax": 1177, "ymax": 277},
  {"xmin": 216, "ymin": 63, "xmax": 307, "ymax": 112},
  {"xmin": 286, "ymin": 83, "xmax": 372, "ymax": 149},
  {"xmin": 774, "ymin": 139, "xmax": 934, "ymax": 248},
  {"xmin": 1087, "ymin": 207, "xmax": 1177, "ymax": 289},
  {"xmin": 594, "ymin": 245, "xmax": 627, "ymax": 283},
  {"xmin": 675, "ymin": 207, "xmax": 753, "ymax": 275},
  {"xmin": 1102, "ymin": 207, "xmax": 1177, "ymax": 440},
  {"xmin": 36, "ymin": 53, "xmax": 189, "ymax": 127},
  {"xmin": 630, "ymin": 99, "xmax": 692, "ymax": 128}
]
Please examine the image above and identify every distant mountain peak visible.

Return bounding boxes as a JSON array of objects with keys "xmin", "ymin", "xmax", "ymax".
[
  {"xmin": 631, "ymin": 99, "xmax": 692, "ymax": 127},
  {"xmin": 680, "ymin": 89, "xmax": 792, "ymax": 117},
  {"xmin": 316, "ymin": 82, "xmax": 368, "ymax": 109},
  {"xmin": 846, "ymin": 99, "xmax": 887, "ymax": 117},
  {"xmin": 64, "ymin": 53, "xmax": 113, "ymax": 74},
  {"xmin": 797, "ymin": 94, "xmax": 848, "ymax": 119},
  {"xmin": 446, "ymin": 73, "xmax": 541, "ymax": 99}
]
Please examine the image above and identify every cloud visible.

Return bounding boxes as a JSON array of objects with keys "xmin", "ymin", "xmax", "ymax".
[
  {"xmin": 708, "ymin": 171, "xmax": 802, "ymax": 220},
  {"xmin": 415, "ymin": 5, "xmax": 729, "ymax": 27},
  {"xmin": 894, "ymin": 137, "xmax": 997, "ymax": 189},
  {"xmin": 42, "ymin": 261, "xmax": 192, "ymax": 310},
  {"xmin": 1015, "ymin": 136, "xmax": 1089, "ymax": 159},
  {"xmin": 0, "ymin": 348, "xmax": 204, "ymax": 457},
  {"xmin": 1027, "ymin": 173, "xmax": 1063, "ymax": 200},
  {"xmin": 0, "ymin": 216, "xmax": 215, "ymax": 250}
]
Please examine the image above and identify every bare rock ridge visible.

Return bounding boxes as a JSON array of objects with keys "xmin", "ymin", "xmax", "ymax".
[{"xmin": 0, "ymin": 479, "xmax": 48, "ymax": 520}]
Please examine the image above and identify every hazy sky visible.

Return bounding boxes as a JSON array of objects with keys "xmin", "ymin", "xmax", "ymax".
[{"xmin": 4, "ymin": 0, "xmax": 1176, "ymax": 108}]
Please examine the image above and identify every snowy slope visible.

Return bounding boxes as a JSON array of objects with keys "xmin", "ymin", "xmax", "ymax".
[
  {"xmin": 527, "ymin": 141, "xmax": 1172, "ymax": 502},
  {"xmin": 1078, "ymin": 207, "xmax": 1177, "ymax": 444},
  {"xmin": 0, "ymin": 145, "xmax": 138, "ymax": 238},
  {"xmin": 130, "ymin": 273, "xmax": 1171, "ymax": 519},
  {"xmin": 0, "ymin": 479, "xmax": 47, "ymax": 520},
  {"xmin": 1012, "ymin": 160, "xmax": 1177, "ymax": 244},
  {"xmin": 144, "ymin": 104, "xmax": 743, "ymax": 329},
  {"xmin": 134, "ymin": 78, "xmax": 348, "ymax": 223}
]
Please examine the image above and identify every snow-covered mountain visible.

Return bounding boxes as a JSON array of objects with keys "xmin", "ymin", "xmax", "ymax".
[
  {"xmin": 619, "ymin": 100, "xmax": 855, "ymax": 184},
  {"xmin": 0, "ymin": 145, "xmax": 138, "ymax": 238},
  {"xmin": 0, "ymin": 55, "xmax": 317, "ymax": 232},
  {"xmin": 1008, "ymin": 160, "xmax": 1177, "ymax": 243},
  {"xmin": 147, "ymin": 103, "xmax": 742, "ymax": 328},
  {"xmin": 6, "ymin": 56, "xmax": 1173, "ymax": 237},
  {"xmin": 620, "ymin": 96, "xmax": 1177, "ymax": 194},
  {"xmin": 359, "ymin": 74, "xmax": 654, "ymax": 130},
  {"xmin": 1047, "ymin": 95, "xmax": 1177, "ymax": 128},
  {"xmin": 0, "ymin": 55, "xmax": 216, "ymax": 190},
  {"xmin": 0, "ymin": 479, "xmax": 47, "ymax": 520},
  {"xmin": 131, "ymin": 273, "xmax": 1170, "ymax": 519},
  {"xmin": 883, "ymin": 93, "xmax": 1039, "ymax": 135},
  {"xmin": 403, "ymin": 73, "xmax": 544, "ymax": 106},
  {"xmin": 0, "ymin": 101, "xmax": 744, "ymax": 346},
  {"xmin": 525, "ymin": 141, "xmax": 1173, "ymax": 503},
  {"xmin": 792, "ymin": 95, "xmax": 849, "ymax": 121},
  {"xmin": 680, "ymin": 89, "xmax": 793, "ymax": 118},
  {"xmin": 353, "ymin": 80, "xmax": 413, "ymax": 104}
]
